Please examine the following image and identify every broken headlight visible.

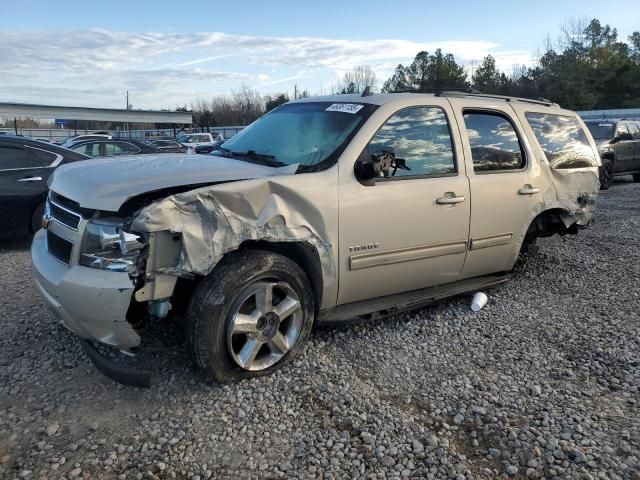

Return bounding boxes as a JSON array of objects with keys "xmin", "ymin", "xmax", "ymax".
[{"xmin": 79, "ymin": 220, "xmax": 146, "ymax": 274}]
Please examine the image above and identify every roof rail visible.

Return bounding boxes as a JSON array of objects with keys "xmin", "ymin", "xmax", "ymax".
[{"xmin": 435, "ymin": 90, "xmax": 557, "ymax": 107}]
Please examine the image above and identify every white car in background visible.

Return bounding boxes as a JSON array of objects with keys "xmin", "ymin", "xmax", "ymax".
[{"xmin": 176, "ymin": 132, "xmax": 223, "ymax": 150}]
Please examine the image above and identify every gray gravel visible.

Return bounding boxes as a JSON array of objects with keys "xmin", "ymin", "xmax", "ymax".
[{"xmin": 1, "ymin": 178, "xmax": 639, "ymax": 480}]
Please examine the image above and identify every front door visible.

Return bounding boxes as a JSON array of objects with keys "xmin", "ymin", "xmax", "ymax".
[{"xmin": 338, "ymin": 103, "xmax": 470, "ymax": 305}]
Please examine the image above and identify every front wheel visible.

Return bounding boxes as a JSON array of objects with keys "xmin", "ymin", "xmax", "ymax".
[
  {"xmin": 600, "ymin": 158, "xmax": 613, "ymax": 190},
  {"xmin": 633, "ymin": 173, "xmax": 640, "ymax": 183},
  {"xmin": 187, "ymin": 250, "xmax": 314, "ymax": 383}
]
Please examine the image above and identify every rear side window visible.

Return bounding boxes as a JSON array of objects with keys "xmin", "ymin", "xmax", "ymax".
[
  {"xmin": 463, "ymin": 112, "xmax": 525, "ymax": 172},
  {"xmin": 525, "ymin": 113, "xmax": 598, "ymax": 169},
  {"xmin": 368, "ymin": 106, "xmax": 456, "ymax": 178},
  {"xmin": 0, "ymin": 145, "xmax": 29, "ymax": 169},
  {"xmin": 28, "ymin": 147, "xmax": 57, "ymax": 166}
]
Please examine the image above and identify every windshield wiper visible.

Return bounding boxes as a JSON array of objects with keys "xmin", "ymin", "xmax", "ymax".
[
  {"xmin": 215, "ymin": 146, "xmax": 285, "ymax": 167},
  {"xmin": 233, "ymin": 150, "xmax": 285, "ymax": 167}
]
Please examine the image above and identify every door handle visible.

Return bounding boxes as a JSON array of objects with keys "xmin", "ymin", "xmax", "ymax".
[
  {"xmin": 518, "ymin": 186, "xmax": 540, "ymax": 195},
  {"xmin": 18, "ymin": 176, "xmax": 43, "ymax": 182},
  {"xmin": 436, "ymin": 194, "xmax": 466, "ymax": 205}
]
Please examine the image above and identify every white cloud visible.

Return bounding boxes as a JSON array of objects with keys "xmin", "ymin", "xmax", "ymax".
[{"xmin": 0, "ymin": 29, "xmax": 534, "ymax": 109}]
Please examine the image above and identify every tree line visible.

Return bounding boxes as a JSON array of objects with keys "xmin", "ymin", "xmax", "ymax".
[
  {"xmin": 382, "ymin": 18, "xmax": 640, "ymax": 110},
  {"xmin": 187, "ymin": 18, "xmax": 639, "ymax": 129}
]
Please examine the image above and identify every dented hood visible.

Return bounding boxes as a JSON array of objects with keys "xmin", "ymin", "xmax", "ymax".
[{"xmin": 49, "ymin": 153, "xmax": 296, "ymax": 211}]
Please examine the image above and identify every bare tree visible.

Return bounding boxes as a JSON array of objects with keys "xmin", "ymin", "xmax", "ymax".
[{"xmin": 338, "ymin": 65, "xmax": 377, "ymax": 93}]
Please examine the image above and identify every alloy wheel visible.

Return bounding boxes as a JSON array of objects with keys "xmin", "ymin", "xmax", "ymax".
[{"xmin": 227, "ymin": 281, "xmax": 303, "ymax": 371}]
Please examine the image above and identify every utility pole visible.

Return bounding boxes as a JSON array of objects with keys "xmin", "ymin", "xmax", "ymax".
[{"xmin": 125, "ymin": 91, "xmax": 130, "ymax": 138}]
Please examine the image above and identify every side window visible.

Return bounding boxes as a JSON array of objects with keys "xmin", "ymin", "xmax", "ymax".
[
  {"xmin": 615, "ymin": 123, "xmax": 628, "ymax": 137},
  {"xmin": 367, "ymin": 106, "xmax": 456, "ymax": 178},
  {"xmin": 73, "ymin": 143, "xmax": 100, "ymax": 157},
  {"xmin": 104, "ymin": 142, "xmax": 130, "ymax": 156},
  {"xmin": 463, "ymin": 111, "xmax": 525, "ymax": 172},
  {"xmin": 525, "ymin": 113, "xmax": 598, "ymax": 169},
  {"xmin": 0, "ymin": 146, "xmax": 29, "ymax": 169},
  {"xmin": 627, "ymin": 122, "xmax": 640, "ymax": 139},
  {"xmin": 28, "ymin": 147, "xmax": 57, "ymax": 167},
  {"xmin": 119, "ymin": 142, "xmax": 141, "ymax": 154}
]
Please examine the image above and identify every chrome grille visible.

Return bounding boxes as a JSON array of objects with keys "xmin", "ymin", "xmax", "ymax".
[
  {"xmin": 46, "ymin": 230, "xmax": 73, "ymax": 264},
  {"xmin": 49, "ymin": 201, "xmax": 81, "ymax": 230}
]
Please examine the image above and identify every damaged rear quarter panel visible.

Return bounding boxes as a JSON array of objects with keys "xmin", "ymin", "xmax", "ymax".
[{"xmin": 131, "ymin": 169, "xmax": 340, "ymax": 309}]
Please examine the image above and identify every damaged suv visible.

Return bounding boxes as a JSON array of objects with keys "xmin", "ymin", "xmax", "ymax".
[{"xmin": 31, "ymin": 92, "xmax": 600, "ymax": 387}]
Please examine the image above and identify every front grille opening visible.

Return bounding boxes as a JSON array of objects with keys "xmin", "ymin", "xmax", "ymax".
[
  {"xmin": 49, "ymin": 202, "xmax": 81, "ymax": 229},
  {"xmin": 47, "ymin": 230, "xmax": 73, "ymax": 264}
]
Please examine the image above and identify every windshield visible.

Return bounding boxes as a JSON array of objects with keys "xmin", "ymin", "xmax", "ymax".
[
  {"xmin": 216, "ymin": 101, "xmax": 376, "ymax": 171},
  {"xmin": 585, "ymin": 122, "xmax": 615, "ymax": 140},
  {"xmin": 176, "ymin": 134, "xmax": 190, "ymax": 143}
]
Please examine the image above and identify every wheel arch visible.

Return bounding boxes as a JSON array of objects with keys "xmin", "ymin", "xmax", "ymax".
[{"xmin": 236, "ymin": 240, "xmax": 324, "ymax": 318}]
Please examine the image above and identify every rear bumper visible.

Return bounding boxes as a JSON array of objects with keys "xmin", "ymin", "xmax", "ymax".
[{"xmin": 30, "ymin": 229, "xmax": 141, "ymax": 349}]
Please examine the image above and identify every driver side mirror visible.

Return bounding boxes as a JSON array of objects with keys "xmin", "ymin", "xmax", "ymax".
[{"xmin": 354, "ymin": 149, "xmax": 377, "ymax": 186}]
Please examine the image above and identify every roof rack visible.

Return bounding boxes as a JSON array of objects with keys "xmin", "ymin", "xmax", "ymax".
[
  {"xmin": 435, "ymin": 90, "xmax": 557, "ymax": 107},
  {"xmin": 391, "ymin": 88, "xmax": 558, "ymax": 107}
]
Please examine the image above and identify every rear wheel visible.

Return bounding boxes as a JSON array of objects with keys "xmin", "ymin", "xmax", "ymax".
[
  {"xmin": 633, "ymin": 173, "xmax": 640, "ymax": 183},
  {"xmin": 187, "ymin": 250, "xmax": 314, "ymax": 383},
  {"xmin": 599, "ymin": 158, "xmax": 613, "ymax": 190}
]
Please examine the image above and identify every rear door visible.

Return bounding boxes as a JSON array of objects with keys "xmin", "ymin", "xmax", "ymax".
[
  {"xmin": 448, "ymin": 98, "xmax": 541, "ymax": 277},
  {"xmin": 0, "ymin": 143, "xmax": 51, "ymax": 235},
  {"xmin": 613, "ymin": 122, "xmax": 634, "ymax": 172},
  {"xmin": 628, "ymin": 122, "xmax": 640, "ymax": 171}
]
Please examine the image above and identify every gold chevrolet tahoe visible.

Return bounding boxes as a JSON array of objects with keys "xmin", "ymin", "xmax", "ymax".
[{"xmin": 31, "ymin": 91, "xmax": 600, "ymax": 386}]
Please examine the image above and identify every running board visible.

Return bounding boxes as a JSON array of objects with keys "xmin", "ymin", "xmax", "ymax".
[{"xmin": 318, "ymin": 273, "xmax": 510, "ymax": 325}]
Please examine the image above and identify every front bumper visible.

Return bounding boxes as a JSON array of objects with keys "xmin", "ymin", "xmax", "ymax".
[{"xmin": 31, "ymin": 229, "xmax": 141, "ymax": 349}]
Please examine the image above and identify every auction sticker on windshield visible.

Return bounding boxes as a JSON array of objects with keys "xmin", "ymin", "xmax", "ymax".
[{"xmin": 326, "ymin": 103, "xmax": 364, "ymax": 114}]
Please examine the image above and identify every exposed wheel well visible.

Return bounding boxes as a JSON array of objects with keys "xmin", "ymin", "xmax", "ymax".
[
  {"xmin": 526, "ymin": 208, "xmax": 579, "ymax": 240},
  {"xmin": 237, "ymin": 240, "xmax": 324, "ymax": 316}
]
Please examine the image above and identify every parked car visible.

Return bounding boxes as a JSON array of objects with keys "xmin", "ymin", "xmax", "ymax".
[
  {"xmin": 143, "ymin": 139, "xmax": 187, "ymax": 153},
  {"xmin": 66, "ymin": 139, "xmax": 159, "ymax": 157},
  {"xmin": 60, "ymin": 132, "xmax": 113, "ymax": 147},
  {"xmin": 0, "ymin": 135, "xmax": 89, "ymax": 236},
  {"xmin": 584, "ymin": 119, "xmax": 640, "ymax": 189},
  {"xmin": 31, "ymin": 92, "xmax": 600, "ymax": 387},
  {"xmin": 194, "ymin": 140, "xmax": 224, "ymax": 154},
  {"xmin": 176, "ymin": 132, "xmax": 223, "ymax": 150}
]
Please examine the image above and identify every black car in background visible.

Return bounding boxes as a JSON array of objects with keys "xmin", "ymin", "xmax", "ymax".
[
  {"xmin": 194, "ymin": 140, "xmax": 225, "ymax": 154},
  {"xmin": 143, "ymin": 139, "xmax": 187, "ymax": 153},
  {"xmin": 0, "ymin": 136, "xmax": 89, "ymax": 236},
  {"xmin": 66, "ymin": 139, "xmax": 159, "ymax": 157},
  {"xmin": 584, "ymin": 119, "xmax": 640, "ymax": 189}
]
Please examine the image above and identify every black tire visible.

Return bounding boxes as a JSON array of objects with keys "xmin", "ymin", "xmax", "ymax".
[
  {"xmin": 30, "ymin": 202, "xmax": 45, "ymax": 234},
  {"xmin": 633, "ymin": 173, "xmax": 640, "ymax": 183},
  {"xmin": 513, "ymin": 234, "xmax": 538, "ymax": 274},
  {"xmin": 187, "ymin": 249, "xmax": 315, "ymax": 383},
  {"xmin": 600, "ymin": 158, "xmax": 613, "ymax": 190}
]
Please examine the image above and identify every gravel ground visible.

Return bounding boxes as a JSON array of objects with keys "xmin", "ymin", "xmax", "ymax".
[{"xmin": 1, "ymin": 178, "xmax": 639, "ymax": 480}]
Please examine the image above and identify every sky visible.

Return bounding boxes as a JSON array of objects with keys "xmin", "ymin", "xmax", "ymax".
[{"xmin": 0, "ymin": 0, "xmax": 637, "ymax": 111}]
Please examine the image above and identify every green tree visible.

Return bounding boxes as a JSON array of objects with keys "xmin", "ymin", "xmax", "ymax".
[
  {"xmin": 382, "ymin": 49, "xmax": 468, "ymax": 92},
  {"xmin": 472, "ymin": 55, "xmax": 510, "ymax": 94},
  {"xmin": 264, "ymin": 94, "xmax": 289, "ymax": 112}
]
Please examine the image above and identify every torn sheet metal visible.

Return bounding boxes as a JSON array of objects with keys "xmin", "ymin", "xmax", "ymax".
[
  {"xmin": 131, "ymin": 179, "xmax": 336, "ymax": 284},
  {"xmin": 548, "ymin": 168, "xmax": 600, "ymax": 226}
]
